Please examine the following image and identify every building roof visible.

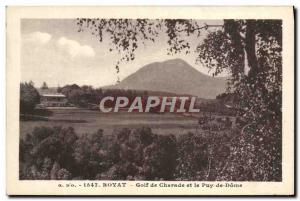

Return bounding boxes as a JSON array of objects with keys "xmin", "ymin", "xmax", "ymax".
[
  {"xmin": 38, "ymin": 87, "xmax": 58, "ymax": 95},
  {"xmin": 42, "ymin": 94, "xmax": 66, "ymax": 97},
  {"xmin": 37, "ymin": 87, "xmax": 66, "ymax": 97}
]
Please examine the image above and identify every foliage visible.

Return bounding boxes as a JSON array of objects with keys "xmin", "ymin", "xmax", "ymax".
[
  {"xmin": 20, "ymin": 126, "xmax": 175, "ymax": 180},
  {"xmin": 197, "ymin": 20, "xmax": 282, "ymax": 181},
  {"xmin": 20, "ymin": 82, "xmax": 40, "ymax": 114},
  {"xmin": 77, "ymin": 19, "xmax": 222, "ymax": 72},
  {"xmin": 58, "ymin": 84, "xmax": 149, "ymax": 108},
  {"xmin": 20, "ymin": 125, "xmax": 281, "ymax": 181},
  {"xmin": 41, "ymin": 82, "xmax": 49, "ymax": 89}
]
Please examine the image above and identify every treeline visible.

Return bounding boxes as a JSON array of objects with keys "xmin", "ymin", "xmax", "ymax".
[
  {"xmin": 19, "ymin": 82, "xmax": 236, "ymax": 115},
  {"xmin": 197, "ymin": 92, "xmax": 240, "ymax": 116},
  {"xmin": 58, "ymin": 84, "xmax": 237, "ymax": 115},
  {"xmin": 57, "ymin": 84, "xmax": 149, "ymax": 108},
  {"xmin": 198, "ymin": 101, "xmax": 236, "ymax": 116},
  {"xmin": 19, "ymin": 82, "xmax": 238, "ymax": 116},
  {"xmin": 20, "ymin": 126, "xmax": 281, "ymax": 181}
]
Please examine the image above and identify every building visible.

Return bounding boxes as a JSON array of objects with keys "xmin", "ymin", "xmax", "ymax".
[
  {"xmin": 37, "ymin": 88, "xmax": 68, "ymax": 107},
  {"xmin": 40, "ymin": 93, "xmax": 68, "ymax": 107}
]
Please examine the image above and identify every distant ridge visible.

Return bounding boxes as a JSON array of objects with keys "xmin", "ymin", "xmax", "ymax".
[{"xmin": 109, "ymin": 59, "xmax": 228, "ymax": 99}]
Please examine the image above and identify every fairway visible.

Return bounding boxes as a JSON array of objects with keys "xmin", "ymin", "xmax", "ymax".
[{"xmin": 20, "ymin": 108, "xmax": 200, "ymax": 136}]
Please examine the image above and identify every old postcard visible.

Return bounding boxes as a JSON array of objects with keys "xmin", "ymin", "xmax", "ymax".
[{"xmin": 6, "ymin": 6, "xmax": 294, "ymax": 196}]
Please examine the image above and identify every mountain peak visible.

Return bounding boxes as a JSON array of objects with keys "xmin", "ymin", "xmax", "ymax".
[
  {"xmin": 163, "ymin": 58, "xmax": 186, "ymax": 63},
  {"xmin": 111, "ymin": 59, "xmax": 227, "ymax": 99},
  {"xmin": 161, "ymin": 58, "xmax": 191, "ymax": 68}
]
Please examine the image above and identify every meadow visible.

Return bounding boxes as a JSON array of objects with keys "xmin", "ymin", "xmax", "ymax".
[{"xmin": 20, "ymin": 108, "xmax": 202, "ymax": 137}]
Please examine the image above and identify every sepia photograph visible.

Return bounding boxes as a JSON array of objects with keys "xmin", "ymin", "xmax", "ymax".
[{"xmin": 6, "ymin": 6, "xmax": 294, "ymax": 195}]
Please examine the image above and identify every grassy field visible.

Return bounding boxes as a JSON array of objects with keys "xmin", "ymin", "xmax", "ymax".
[{"xmin": 20, "ymin": 108, "xmax": 202, "ymax": 137}]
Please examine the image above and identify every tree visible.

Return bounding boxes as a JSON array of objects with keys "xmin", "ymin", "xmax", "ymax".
[
  {"xmin": 77, "ymin": 19, "xmax": 223, "ymax": 72},
  {"xmin": 20, "ymin": 82, "xmax": 40, "ymax": 113},
  {"xmin": 197, "ymin": 20, "xmax": 282, "ymax": 181},
  {"xmin": 41, "ymin": 82, "xmax": 49, "ymax": 89}
]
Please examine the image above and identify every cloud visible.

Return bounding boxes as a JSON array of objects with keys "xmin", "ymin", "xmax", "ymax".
[
  {"xmin": 22, "ymin": 32, "xmax": 95, "ymax": 58},
  {"xmin": 23, "ymin": 31, "xmax": 52, "ymax": 45},
  {"xmin": 57, "ymin": 37, "xmax": 95, "ymax": 58}
]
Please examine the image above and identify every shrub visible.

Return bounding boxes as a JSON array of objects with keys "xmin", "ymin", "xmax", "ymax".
[
  {"xmin": 20, "ymin": 125, "xmax": 281, "ymax": 181},
  {"xmin": 20, "ymin": 82, "xmax": 40, "ymax": 114}
]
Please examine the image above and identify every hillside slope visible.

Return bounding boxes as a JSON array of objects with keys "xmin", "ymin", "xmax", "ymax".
[{"xmin": 111, "ymin": 59, "xmax": 228, "ymax": 99}]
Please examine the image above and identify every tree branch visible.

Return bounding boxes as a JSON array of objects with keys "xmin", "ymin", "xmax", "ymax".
[{"xmin": 176, "ymin": 24, "xmax": 223, "ymax": 33}]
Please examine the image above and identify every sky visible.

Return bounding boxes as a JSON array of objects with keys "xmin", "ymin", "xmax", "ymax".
[{"xmin": 21, "ymin": 19, "xmax": 225, "ymax": 88}]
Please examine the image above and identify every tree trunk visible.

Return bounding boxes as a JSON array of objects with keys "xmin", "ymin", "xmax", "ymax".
[
  {"xmin": 224, "ymin": 20, "xmax": 245, "ymax": 79},
  {"xmin": 245, "ymin": 20, "xmax": 259, "ymax": 78}
]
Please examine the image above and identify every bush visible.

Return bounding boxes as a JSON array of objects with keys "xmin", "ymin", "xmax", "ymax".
[
  {"xmin": 20, "ymin": 82, "xmax": 40, "ymax": 114},
  {"xmin": 20, "ymin": 126, "xmax": 281, "ymax": 181}
]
